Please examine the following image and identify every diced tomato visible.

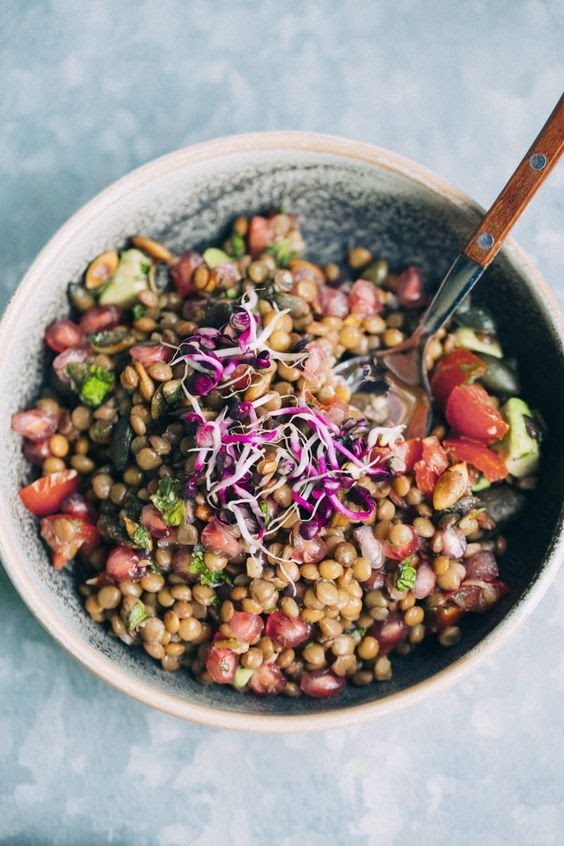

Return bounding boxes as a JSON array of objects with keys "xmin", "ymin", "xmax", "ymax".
[
  {"xmin": 291, "ymin": 526, "xmax": 328, "ymax": 564},
  {"xmin": 170, "ymin": 250, "xmax": 204, "ymax": 297},
  {"xmin": 300, "ymin": 669, "xmax": 346, "ymax": 699},
  {"xmin": 105, "ymin": 545, "xmax": 145, "ymax": 582},
  {"xmin": 248, "ymin": 662, "xmax": 285, "ymax": 695},
  {"xmin": 319, "ymin": 286, "xmax": 349, "ymax": 318},
  {"xmin": 201, "ymin": 517, "xmax": 242, "ymax": 559},
  {"xmin": 62, "ymin": 492, "xmax": 98, "ymax": 522},
  {"xmin": 464, "ymin": 550, "xmax": 499, "ymax": 582},
  {"xmin": 369, "ymin": 612, "xmax": 409, "ymax": 654},
  {"xmin": 248, "ymin": 216, "xmax": 275, "ymax": 258},
  {"xmin": 44, "ymin": 319, "xmax": 83, "ymax": 352},
  {"xmin": 348, "ymin": 279, "xmax": 383, "ymax": 316},
  {"xmin": 140, "ymin": 504, "xmax": 172, "ymax": 539},
  {"xmin": 426, "ymin": 603, "xmax": 464, "ymax": 632},
  {"xmin": 443, "ymin": 437, "xmax": 508, "ymax": 482},
  {"xmin": 40, "ymin": 514, "xmax": 98, "ymax": 569},
  {"xmin": 265, "ymin": 610, "xmax": 312, "ymax": 649},
  {"xmin": 228, "ymin": 611, "xmax": 264, "ymax": 644},
  {"xmin": 305, "ymin": 389, "xmax": 348, "ymax": 428},
  {"xmin": 383, "ymin": 525, "xmax": 420, "ymax": 561},
  {"xmin": 23, "ymin": 438, "xmax": 51, "ymax": 467},
  {"xmin": 19, "ymin": 470, "xmax": 78, "ymax": 516},
  {"xmin": 446, "ymin": 384, "xmax": 509, "ymax": 443},
  {"xmin": 446, "ymin": 579, "xmax": 508, "ymax": 613},
  {"xmin": 396, "ymin": 266, "xmax": 427, "ymax": 309},
  {"xmin": 52, "ymin": 347, "xmax": 90, "ymax": 384},
  {"xmin": 414, "ymin": 436, "xmax": 448, "ymax": 495},
  {"xmin": 397, "ymin": 438, "xmax": 423, "ymax": 472},
  {"xmin": 11, "ymin": 409, "xmax": 59, "ymax": 442},
  {"xmin": 206, "ymin": 642, "xmax": 239, "ymax": 684},
  {"xmin": 130, "ymin": 343, "xmax": 173, "ymax": 367},
  {"xmin": 431, "ymin": 349, "xmax": 487, "ymax": 408},
  {"xmin": 79, "ymin": 305, "xmax": 122, "ymax": 334}
]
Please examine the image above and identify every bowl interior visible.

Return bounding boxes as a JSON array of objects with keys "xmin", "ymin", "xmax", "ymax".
[{"xmin": 1, "ymin": 138, "xmax": 563, "ymax": 722}]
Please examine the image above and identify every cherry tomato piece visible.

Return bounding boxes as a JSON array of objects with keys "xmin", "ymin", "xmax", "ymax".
[
  {"xmin": 443, "ymin": 437, "xmax": 508, "ymax": 482},
  {"xmin": 431, "ymin": 349, "xmax": 487, "ymax": 408},
  {"xmin": 19, "ymin": 469, "xmax": 78, "ymax": 516},
  {"xmin": 446, "ymin": 384, "xmax": 509, "ymax": 443},
  {"xmin": 396, "ymin": 266, "xmax": 427, "ymax": 309},
  {"xmin": 40, "ymin": 514, "xmax": 98, "ymax": 569},
  {"xmin": 248, "ymin": 216, "xmax": 274, "ymax": 258},
  {"xmin": 414, "ymin": 436, "xmax": 448, "ymax": 495}
]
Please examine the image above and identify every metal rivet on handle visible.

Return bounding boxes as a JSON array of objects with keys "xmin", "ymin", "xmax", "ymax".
[
  {"xmin": 530, "ymin": 153, "xmax": 547, "ymax": 170},
  {"xmin": 477, "ymin": 232, "xmax": 494, "ymax": 250}
]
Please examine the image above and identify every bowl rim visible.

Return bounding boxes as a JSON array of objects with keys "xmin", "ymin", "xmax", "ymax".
[{"xmin": 1, "ymin": 130, "xmax": 562, "ymax": 733}]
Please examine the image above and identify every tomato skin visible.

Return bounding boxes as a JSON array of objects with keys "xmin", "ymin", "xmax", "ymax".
[
  {"xmin": 44, "ymin": 319, "xmax": 83, "ymax": 352},
  {"xmin": 40, "ymin": 514, "xmax": 98, "ymax": 569},
  {"xmin": 396, "ymin": 266, "xmax": 427, "ymax": 309},
  {"xmin": 443, "ymin": 437, "xmax": 507, "ymax": 482},
  {"xmin": 265, "ymin": 610, "xmax": 312, "ymax": 648},
  {"xmin": 19, "ymin": 470, "xmax": 79, "ymax": 516},
  {"xmin": 170, "ymin": 250, "xmax": 204, "ymax": 297},
  {"xmin": 431, "ymin": 349, "xmax": 487, "ymax": 408},
  {"xmin": 300, "ymin": 669, "xmax": 346, "ymax": 699},
  {"xmin": 12, "ymin": 409, "xmax": 59, "ymax": 442},
  {"xmin": 248, "ymin": 216, "xmax": 274, "ymax": 257},
  {"xmin": 105, "ymin": 545, "xmax": 144, "ymax": 582},
  {"xmin": 206, "ymin": 642, "xmax": 239, "ymax": 684},
  {"xmin": 23, "ymin": 438, "xmax": 51, "ymax": 467},
  {"xmin": 79, "ymin": 305, "xmax": 122, "ymax": 334},
  {"xmin": 414, "ymin": 436, "xmax": 448, "ymax": 495},
  {"xmin": 446, "ymin": 384, "xmax": 509, "ymax": 443},
  {"xmin": 248, "ymin": 662, "xmax": 285, "ymax": 695},
  {"xmin": 348, "ymin": 279, "xmax": 383, "ymax": 316},
  {"xmin": 383, "ymin": 525, "xmax": 420, "ymax": 561},
  {"xmin": 130, "ymin": 344, "xmax": 173, "ymax": 367},
  {"xmin": 200, "ymin": 517, "xmax": 243, "ymax": 559},
  {"xmin": 228, "ymin": 611, "xmax": 264, "ymax": 644},
  {"xmin": 62, "ymin": 492, "xmax": 98, "ymax": 523}
]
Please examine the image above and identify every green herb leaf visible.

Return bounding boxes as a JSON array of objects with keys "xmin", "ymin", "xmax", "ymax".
[
  {"xmin": 188, "ymin": 543, "xmax": 233, "ymax": 588},
  {"xmin": 228, "ymin": 231, "xmax": 246, "ymax": 259},
  {"xmin": 396, "ymin": 556, "xmax": 417, "ymax": 592},
  {"xmin": 132, "ymin": 525, "xmax": 153, "ymax": 552},
  {"xmin": 150, "ymin": 476, "xmax": 186, "ymax": 526},
  {"xmin": 127, "ymin": 601, "xmax": 148, "ymax": 631},
  {"xmin": 79, "ymin": 365, "xmax": 115, "ymax": 407},
  {"xmin": 356, "ymin": 627, "xmax": 367, "ymax": 638},
  {"xmin": 132, "ymin": 303, "xmax": 146, "ymax": 320},
  {"xmin": 140, "ymin": 262, "xmax": 151, "ymax": 275},
  {"xmin": 265, "ymin": 238, "xmax": 298, "ymax": 267},
  {"xmin": 260, "ymin": 502, "xmax": 270, "ymax": 526}
]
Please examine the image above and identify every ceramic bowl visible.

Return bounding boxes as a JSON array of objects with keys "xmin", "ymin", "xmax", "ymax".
[{"xmin": 0, "ymin": 132, "xmax": 562, "ymax": 732}]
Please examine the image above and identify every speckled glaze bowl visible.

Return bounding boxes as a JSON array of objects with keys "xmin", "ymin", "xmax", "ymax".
[{"xmin": 0, "ymin": 132, "xmax": 562, "ymax": 732}]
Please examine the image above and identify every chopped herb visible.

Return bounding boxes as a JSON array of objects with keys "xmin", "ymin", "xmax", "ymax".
[
  {"xmin": 396, "ymin": 556, "xmax": 417, "ymax": 592},
  {"xmin": 132, "ymin": 524, "xmax": 153, "ymax": 552},
  {"xmin": 150, "ymin": 476, "xmax": 186, "ymax": 526},
  {"xmin": 356, "ymin": 627, "xmax": 367, "ymax": 639},
  {"xmin": 188, "ymin": 543, "xmax": 233, "ymax": 587},
  {"xmin": 225, "ymin": 288, "xmax": 238, "ymax": 299},
  {"xmin": 260, "ymin": 502, "xmax": 270, "ymax": 526},
  {"xmin": 127, "ymin": 601, "xmax": 148, "ymax": 631},
  {"xmin": 228, "ymin": 231, "xmax": 246, "ymax": 259},
  {"xmin": 140, "ymin": 262, "xmax": 151, "ymax": 275},
  {"xmin": 132, "ymin": 303, "xmax": 146, "ymax": 320},
  {"xmin": 266, "ymin": 238, "xmax": 298, "ymax": 267},
  {"xmin": 79, "ymin": 364, "xmax": 115, "ymax": 407}
]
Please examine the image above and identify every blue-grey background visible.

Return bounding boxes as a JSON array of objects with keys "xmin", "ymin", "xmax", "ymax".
[{"xmin": 0, "ymin": 2, "xmax": 562, "ymax": 844}]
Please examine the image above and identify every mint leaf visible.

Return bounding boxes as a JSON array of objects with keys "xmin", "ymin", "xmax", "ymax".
[
  {"xmin": 188, "ymin": 543, "xmax": 233, "ymax": 587},
  {"xmin": 132, "ymin": 524, "xmax": 153, "ymax": 552},
  {"xmin": 228, "ymin": 231, "xmax": 246, "ymax": 259},
  {"xmin": 133, "ymin": 303, "xmax": 146, "ymax": 320},
  {"xmin": 265, "ymin": 238, "xmax": 298, "ymax": 267},
  {"xmin": 396, "ymin": 556, "xmax": 417, "ymax": 592},
  {"xmin": 150, "ymin": 476, "xmax": 186, "ymax": 526},
  {"xmin": 260, "ymin": 502, "xmax": 270, "ymax": 526},
  {"xmin": 127, "ymin": 601, "xmax": 148, "ymax": 631},
  {"xmin": 79, "ymin": 365, "xmax": 115, "ymax": 407}
]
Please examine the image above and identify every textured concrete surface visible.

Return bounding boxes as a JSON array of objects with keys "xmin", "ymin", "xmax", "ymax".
[{"xmin": 0, "ymin": 2, "xmax": 562, "ymax": 844}]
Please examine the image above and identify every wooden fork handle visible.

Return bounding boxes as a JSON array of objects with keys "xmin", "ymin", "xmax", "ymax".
[{"xmin": 463, "ymin": 92, "xmax": 564, "ymax": 268}]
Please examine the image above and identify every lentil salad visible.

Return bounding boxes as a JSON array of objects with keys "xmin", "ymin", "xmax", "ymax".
[{"xmin": 11, "ymin": 212, "xmax": 542, "ymax": 699}]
